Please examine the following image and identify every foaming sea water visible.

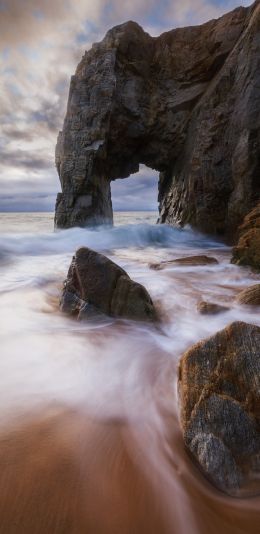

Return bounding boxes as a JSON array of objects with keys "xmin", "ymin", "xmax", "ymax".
[{"xmin": 0, "ymin": 211, "xmax": 259, "ymax": 533}]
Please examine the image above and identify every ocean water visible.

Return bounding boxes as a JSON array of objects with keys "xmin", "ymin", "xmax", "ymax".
[{"xmin": 0, "ymin": 211, "xmax": 259, "ymax": 533}]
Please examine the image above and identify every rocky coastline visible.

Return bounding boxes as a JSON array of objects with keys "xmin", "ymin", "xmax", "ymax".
[
  {"xmin": 56, "ymin": 0, "xmax": 260, "ymax": 500},
  {"xmin": 59, "ymin": 243, "xmax": 260, "ymax": 496},
  {"xmin": 55, "ymin": 1, "xmax": 260, "ymax": 242}
]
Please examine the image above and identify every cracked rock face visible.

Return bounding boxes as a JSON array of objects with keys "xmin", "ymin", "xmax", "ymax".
[
  {"xmin": 178, "ymin": 321, "xmax": 260, "ymax": 496},
  {"xmin": 232, "ymin": 202, "xmax": 260, "ymax": 271},
  {"xmin": 60, "ymin": 247, "xmax": 157, "ymax": 322},
  {"xmin": 55, "ymin": 2, "xmax": 260, "ymax": 238}
]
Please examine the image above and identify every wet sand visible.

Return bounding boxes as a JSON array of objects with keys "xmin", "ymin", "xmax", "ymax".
[{"xmin": 0, "ymin": 407, "xmax": 259, "ymax": 534}]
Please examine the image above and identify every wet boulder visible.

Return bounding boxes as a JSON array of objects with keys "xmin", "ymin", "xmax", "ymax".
[
  {"xmin": 60, "ymin": 247, "xmax": 156, "ymax": 322},
  {"xmin": 150, "ymin": 255, "xmax": 218, "ymax": 270},
  {"xmin": 197, "ymin": 301, "xmax": 229, "ymax": 315},
  {"xmin": 178, "ymin": 321, "xmax": 260, "ymax": 496},
  {"xmin": 232, "ymin": 203, "xmax": 260, "ymax": 272},
  {"xmin": 236, "ymin": 284, "xmax": 260, "ymax": 306}
]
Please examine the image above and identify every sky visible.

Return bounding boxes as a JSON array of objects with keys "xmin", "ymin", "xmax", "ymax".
[{"xmin": 0, "ymin": 0, "xmax": 253, "ymax": 212}]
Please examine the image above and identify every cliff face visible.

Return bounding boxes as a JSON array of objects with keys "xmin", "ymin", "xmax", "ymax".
[{"xmin": 55, "ymin": 1, "xmax": 260, "ymax": 238}]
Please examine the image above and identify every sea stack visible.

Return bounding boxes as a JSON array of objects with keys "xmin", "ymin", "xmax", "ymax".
[{"xmin": 55, "ymin": 2, "xmax": 260, "ymax": 239}]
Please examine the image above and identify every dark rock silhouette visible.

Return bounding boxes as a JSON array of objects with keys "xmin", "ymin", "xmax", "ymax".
[
  {"xmin": 55, "ymin": 2, "xmax": 260, "ymax": 238},
  {"xmin": 178, "ymin": 321, "xmax": 260, "ymax": 496},
  {"xmin": 60, "ymin": 247, "xmax": 157, "ymax": 322}
]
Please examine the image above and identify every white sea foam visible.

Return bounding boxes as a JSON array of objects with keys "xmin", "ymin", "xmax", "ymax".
[
  {"xmin": 0, "ymin": 212, "xmax": 259, "ymax": 532},
  {"xmin": 0, "ymin": 212, "xmax": 258, "ymax": 415}
]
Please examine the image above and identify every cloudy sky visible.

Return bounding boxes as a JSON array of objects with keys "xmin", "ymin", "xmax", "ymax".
[{"xmin": 0, "ymin": 0, "xmax": 252, "ymax": 212}]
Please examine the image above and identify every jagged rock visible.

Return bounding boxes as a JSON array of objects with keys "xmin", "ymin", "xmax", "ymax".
[
  {"xmin": 236, "ymin": 284, "xmax": 260, "ymax": 305},
  {"xmin": 197, "ymin": 301, "xmax": 229, "ymax": 315},
  {"xmin": 178, "ymin": 321, "xmax": 260, "ymax": 496},
  {"xmin": 150, "ymin": 255, "xmax": 218, "ymax": 270},
  {"xmin": 232, "ymin": 202, "xmax": 260, "ymax": 271},
  {"xmin": 55, "ymin": 2, "xmax": 260, "ymax": 240},
  {"xmin": 60, "ymin": 247, "xmax": 156, "ymax": 322}
]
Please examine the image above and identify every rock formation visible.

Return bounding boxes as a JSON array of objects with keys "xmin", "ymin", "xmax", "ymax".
[
  {"xmin": 197, "ymin": 301, "xmax": 229, "ymax": 315},
  {"xmin": 60, "ymin": 247, "xmax": 156, "ymax": 322},
  {"xmin": 236, "ymin": 283, "xmax": 260, "ymax": 305},
  {"xmin": 150, "ymin": 255, "xmax": 218, "ymax": 270},
  {"xmin": 55, "ymin": 2, "xmax": 260, "ymax": 238},
  {"xmin": 178, "ymin": 321, "xmax": 260, "ymax": 496},
  {"xmin": 232, "ymin": 202, "xmax": 260, "ymax": 270}
]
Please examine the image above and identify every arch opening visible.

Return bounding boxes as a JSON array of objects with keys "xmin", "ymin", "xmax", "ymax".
[{"xmin": 110, "ymin": 165, "xmax": 159, "ymax": 217}]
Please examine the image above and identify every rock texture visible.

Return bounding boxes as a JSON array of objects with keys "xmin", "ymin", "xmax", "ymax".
[
  {"xmin": 236, "ymin": 284, "xmax": 260, "ymax": 305},
  {"xmin": 232, "ymin": 202, "xmax": 260, "ymax": 270},
  {"xmin": 150, "ymin": 255, "xmax": 218, "ymax": 270},
  {"xmin": 197, "ymin": 301, "xmax": 229, "ymax": 315},
  {"xmin": 61, "ymin": 247, "xmax": 156, "ymax": 322},
  {"xmin": 55, "ymin": 2, "xmax": 260, "ymax": 238},
  {"xmin": 178, "ymin": 321, "xmax": 260, "ymax": 496}
]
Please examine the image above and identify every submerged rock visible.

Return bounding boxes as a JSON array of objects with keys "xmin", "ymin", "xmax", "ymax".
[
  {"xmin": 232, "ymin": 203, "xmax": 260, "ymax": 271},
  {"xmin": 197, "ymin": 301, "xmax": 229, "ymax": 315},
  {"xmin": 178, "ymin": 321, "xmax": 260, "ymax": 496},
  {"xmin": 60, "ymin": 247, "xmax": 156, "ymax": 322},
  {"xmin": 55, "ymin": 2, "xmax": 260, "ymax": 239},
  {"xmin": 236, "ymin": 284, "xmax": 260, "ymax": 306},
  {"xmin": 150, "ymin": 255, "xmax": 218, "ymax": 270}
]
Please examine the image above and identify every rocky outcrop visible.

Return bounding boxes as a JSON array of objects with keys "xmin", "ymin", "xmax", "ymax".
[
  {"xmin": 178, "ymin": 321, "xmax": 260, "ymax": 496},
  {"xmin": 150, "ymin": 255, "xmax": 218, "ymax": 270},
  {"xmin": 55, "ymin": 2, "xmax": 260, "ymax": 238},
  {"xmin": 61, "ymin": 247, "xmax": 156, "ymax": 322},
  {"xmin": 197, "ymin": 301, "xmax": 229, "ymax": 315},
  {"xmin": 236, "ymin": 284, "xmax": 260, "ymax": 305},
  {"xmin": 232, "ymin": 202, "xmax": 260, "ymax": 270}
]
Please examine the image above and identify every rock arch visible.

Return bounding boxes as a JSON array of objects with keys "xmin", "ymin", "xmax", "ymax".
[{"xmin": 55, "ymin": 2, "xmax": 260, "ymax": 240}]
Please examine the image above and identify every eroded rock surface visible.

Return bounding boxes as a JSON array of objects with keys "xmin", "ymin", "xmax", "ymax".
[
  {"xmin": 178, "ymin": 321, "xmax": 260, "ymax": 496},
  {"xmin": 236, "ymin": 284, "xmax": 260, "ymax": 305},
  {"xmin": 150, "ymin": 255, "xmax": 218, "ymax": 270},
  {"xmin": 61, "ymin": 247, "xmax": 156, "ymax": 322},
  {"xmin": 232, "ymin": 202, "xmax": 260, "ymax": 270},
  {"xmin": 55, "ymin": 2, "xmax": 260, "ymax": 238}
]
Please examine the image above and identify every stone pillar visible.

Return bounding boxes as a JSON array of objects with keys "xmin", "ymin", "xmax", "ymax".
[{"xmin": 54, "ymin": 176, "xmax": 113, "ymax": 229}]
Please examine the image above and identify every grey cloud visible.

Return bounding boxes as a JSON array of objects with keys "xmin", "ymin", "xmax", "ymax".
[
  {"xmin": 0, "ymin": 149, "xmax": 53, "ymax": 171},
  {"xmin": 0, "ymin": 193, "xmax": 56, "ymax": 212},
  {"xmin": 0, "ymin": 173, "xmax": 59, "ymax": 195},
  {"xmin": 1, "ymin": 127, "xmax": 35, "ymax": 142},
  {"xmin": 0, "ymin": 0, "xmax": 68, "ymax": 47}
]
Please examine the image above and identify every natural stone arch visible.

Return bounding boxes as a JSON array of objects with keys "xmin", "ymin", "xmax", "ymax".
[
  {"xmin": 54, "ymin": 21, "xmax": 176, "ymax": 228},
  {"xmin": 55, "ymin": 2, "xmax": 260, "ymax": 240}
]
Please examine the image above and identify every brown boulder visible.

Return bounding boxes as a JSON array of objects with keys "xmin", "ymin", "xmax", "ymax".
[
  {"xmin": 232, "ymin": 203, "xmax": 260, "ymax": 271},
  {"xmin": 197, "ymin": 301, "xmax": 229, "ymax": 315},
  {"xmin": 150, "ymin": 255, "xmax": 218, "ymax": 270},
  {"xmin": 236, "ymin": 284, "xmax": 260, "ymax": 305},
  {"xmin": 60, "ymin": 247, "xmax": 156, "ymax": 322},
  {"xmin": 178, "ymin": 321, "xmax": 260, "ymax": 496}
]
